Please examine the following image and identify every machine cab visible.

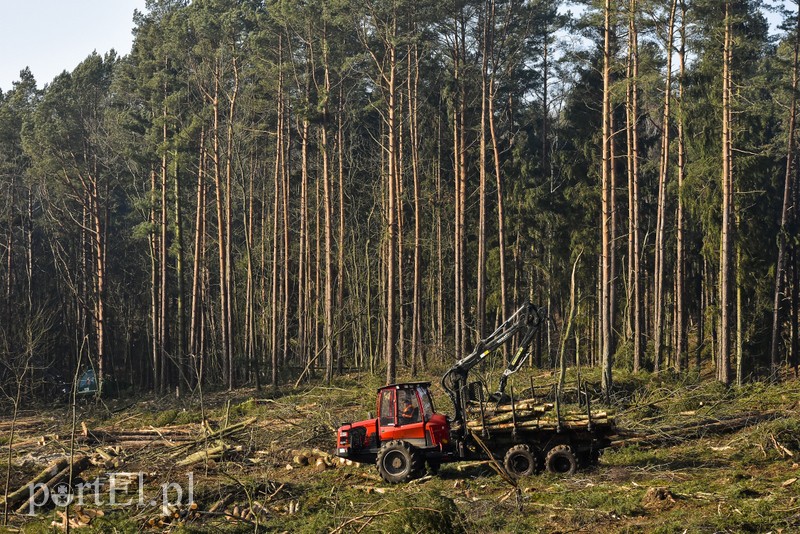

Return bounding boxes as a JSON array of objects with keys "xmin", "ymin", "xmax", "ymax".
[{"xmin": 377, "ymin": 382, "xmax": 450, "ymax": 450}]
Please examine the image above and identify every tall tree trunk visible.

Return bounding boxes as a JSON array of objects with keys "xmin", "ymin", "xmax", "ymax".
[
  {"xmin": 4, "ymin": 176, "xmax": 13, "ymax": 323},
  {"xmin": 675, "ymin": 0, "xmax": 687, "ymax": 373},
  {"xmin": 160, "ymin": 120, "xmax": 169, "ymax": 392},
  {"xmin": 244, "ymin": 153, "xmax": 256, "ymax": 388},
  {"xmin": 281, "ymin": 43, "xmax": 291, "ymax": 374},
  {"xmin": 149, "ymin": 169, "xmax": 160, "ymax": 392},
  {"xmin": 210, "ymin": 64, "xmax": 230, "ymax": 390},
  {"xmin": 270, "ymin": 93, "xmax": 282, "ymax": 390},
  {"xmin": 718, "ymin": 1, "xmax": 733, "ymax": 385},
  {"xmin": 601, "ymin": 0, "xmax": 613, "ymax": 395},
  {"xmin": 626, "ymin": 0, "xmax": 643, "ymax": 372},
  {"xmin": 489, "ymin": 73, "xmax": 508, "ymax": 363},
  {"xmin": 396, "ymin": 91, "xmax": 406, "ymax": 368},
  {"xmin": 299, "ymin": 115, "xmax": 309, "ymax": 377},
  {"xmin": 792, "ymin": 244, "xmax": 799, "ymax": 374},
  {"xmin": 736, "ymin": 209, "xmax": 743, "ymax": 385},
  {"xmin": 189, "ymin": 128, "xmax": 206, "ymax": 387},
  {"xmin": 385, "ymin": 38, "xmax": 398, "ymax": 385},
  {"xmin": 770, "ymin": 2, "xmax": 800, "ymax": 379},
  {"xmin": 653, "ymin": 0, "xmax": 678, "ymax": 373},
  {"xmin": 610, "ymin": 93, "xmax": 618, "ymax": 359},
  {"xmin": 452, "ymin": 20, "xmax": 464, "ymax": 362},
  {"xmin": 337, "ymin": 84, "xmax": 346, "ymax": 373},
  {"xmin": 436, "ymin": 114, "xmax": 445, "ymax": 357},
  {"xmin": 477, "ymin": 0, "xmax": 490, "ymax": 342},
  {"xmin": 174, "ymin": 155, "xmax": 185, "ymax": 392},
  {"xmin": 224, "ymin": 57, "xmax": 239, "ymax": 389},
  {"xmin": 322, "ymin": 26, "xmax": 334, "ymax": 385},
  {"xmin": 408, "ymin": 41, "xmax": 422, "ymax": 376}
]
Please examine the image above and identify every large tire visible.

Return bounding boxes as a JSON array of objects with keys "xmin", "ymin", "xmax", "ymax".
[
  {"xmin": 504, "ymin": 444, "xmax": 537, "ymax": 478},
  {"xmin": 545, "ymin": 444, "xmax": 577, "ymax": 475},
  {"xmin": 376, "ymin": 440, "xmax": 424, "ymax": 483}
]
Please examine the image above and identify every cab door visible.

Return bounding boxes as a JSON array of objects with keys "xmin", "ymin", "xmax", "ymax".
[{"xmin": 378, "ymin": 387, "xmax": 427, "ymax": 447}]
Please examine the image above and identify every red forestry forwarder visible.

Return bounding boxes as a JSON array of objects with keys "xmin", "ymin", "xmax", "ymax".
[{"xmin": 335, "ymin": 303, "xmax": 616, "ymax": 483}]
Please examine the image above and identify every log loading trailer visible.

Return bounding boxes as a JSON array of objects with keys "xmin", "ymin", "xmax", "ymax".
[{"xmin": 334, "ymin": 303, "xmax": 616, "ymax": 483}]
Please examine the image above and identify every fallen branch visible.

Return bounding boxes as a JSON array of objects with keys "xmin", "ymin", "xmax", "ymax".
[{"xmin": 611, "ymin": 411, "xmax": 782, "ymax": 448}]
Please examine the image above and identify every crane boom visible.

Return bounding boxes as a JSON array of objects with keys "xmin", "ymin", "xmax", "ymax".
[{"xmin": 441, "ymin": 302, "xmax": 545, "ymax": 431}]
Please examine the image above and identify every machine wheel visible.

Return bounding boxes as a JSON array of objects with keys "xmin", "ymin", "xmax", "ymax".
[
  {"xmin": 376, "ymin": 440, "xmax": 424, "ymax": 483},
  {"xmin": 504, "ymin": 444, "xmax": 537, "ymax": 478},
  {"xmin": 545, "ymin": 444, "xmax": 577, "ymax": 475}
]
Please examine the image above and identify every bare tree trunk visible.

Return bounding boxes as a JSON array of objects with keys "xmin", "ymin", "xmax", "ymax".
[
  {"xmin": 396, "ymin": 90, "xmax": 406, "ymax": 369},
  {"xmin": 224, "ymin": 58, "xmax": 239, "ymax": 389},
  {"xmin": 675, "ymin": 0, "xmax": 687, "ymax": 373},
  {"xmin": 736, "ymin": 209, "xmax": 743, "ymax": 385},
  {"xmin": 270, "ymin": 95, "xmax": 282, "ymax": 389},
  {"xmin": 626, "ymin": 0, "xmax": 643, "ymax": 372},
  {"xmin": 559, "ymin": 252, "xmax": 582, "ymax": 396},
  {"xmin": 489, "ymin": 59, "xmax": 508, "ymax": 364},
  {"xmin": 610, "ymin": 93, "xmax": 618, "ymax": 359},
  {"xmin": 653, "ymin": 0, "xmax": 678, "ymax": 373},
  {"xmin": 174, "ymin": 153, "xmax": 185, "ymax": 392},
  {"xmin": 718, "ymin": 1, "xmax": 733, "ymax": 385},
  {"xmin": 792, "ymin": 244, "xmax": 799, "ymax": 374},
  {"xmin": 149, "ymin": 169, "xmax": 160, "ymax": 392},
  {"xmin": 281, "ymin": 43, "xmax": 291, "ymax": 374},
  {"xmin": 210, "ymin": 64, "xmax": 230, "ymax": 390},
  {"xmin": 189, "ymin": 128, "xmax": 206, "ymax": 387},
  {"xmin": 408, "ymin": 41, "xmax": 422, "ymax": 376},
  {"xmin": 436, "ymin": 114, "xmax": 445, "ymax": 358},
  {"xmin": 477, "ymin": 1, "xmax": 490, "ymax": 342},
  {"xmin": 244, "ymin": 153, "xmax": 256, "ymax": 387},
  {"xmin": 93, "ymin": 177, "xmax": 107, "ymax": 395},
  {"xmin": 452, "ymin": 22, "xmax": 464, "ymax": 362},
  {"xmin": 319, "ymin": 26, "xmax": 334, "ymax": 384},
  {"xmin": 299, "ymin": 115, "xmax": 309, "ymax": 377},
  {"xmin": 4, "ymin": 176, "xmax": 12, "ymax": 323},
  {"xmin": 337, "ymin": 84, "xmax": 346, "ymax": 373},
  {"xmin": 386, "ymin": 38, "xmax": 398, "ymax": 385},
  {"xmin": 160, "ymin": 133, "xmax": 168, "ymax": 391},
  {"xmin": 771, "ymin": 2, "xmax": 800, "ymax": 379},
  {"xmin": 601, "ymin": 0, "xmax": 613, "ymax": 395}
]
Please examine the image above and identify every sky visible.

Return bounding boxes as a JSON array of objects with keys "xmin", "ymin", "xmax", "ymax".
[
  {"xmin": 0, "ymin": 0, "xmax": 146, "ymax": 92},
  {"xmin": 0, "ymin": 1, "xmax": 793, "ymax": 94}
]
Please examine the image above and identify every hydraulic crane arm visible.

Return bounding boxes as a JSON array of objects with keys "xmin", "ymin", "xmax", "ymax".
[{"xmin": 441, "ymin": 302, "xmax": 545, "ymax": 429}]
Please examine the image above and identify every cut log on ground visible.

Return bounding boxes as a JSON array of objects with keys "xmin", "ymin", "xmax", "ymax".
[{"xmin": 14, "ymin": 455, "xmax": 90, "ymax": 514}]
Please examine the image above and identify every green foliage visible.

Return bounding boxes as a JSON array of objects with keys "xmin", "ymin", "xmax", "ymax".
[{"xmin": 375, "ymin": 490, "xmax": 465, "ymax": 534}]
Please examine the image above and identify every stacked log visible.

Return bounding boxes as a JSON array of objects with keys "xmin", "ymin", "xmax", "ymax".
[{"xmin": 465, "ymin": 401, "xmax": 614, "ymax": 433}]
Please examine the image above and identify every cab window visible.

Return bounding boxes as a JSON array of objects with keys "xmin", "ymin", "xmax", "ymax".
[
  {"xmin": 379, "ymin": 389, "xmax": 396, "ymax": 426},
  {"xmin": 398, "ymin": 389, "xmax": 422, "ymax": 425},
  {"xmin": 417, "ymin": 386, "xmax": 434, "ymax": 420}
]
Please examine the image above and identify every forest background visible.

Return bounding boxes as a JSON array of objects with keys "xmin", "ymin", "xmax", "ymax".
[{"xmin": 1, "ymin": 0, "xmax": 799, "ymax": 400}]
